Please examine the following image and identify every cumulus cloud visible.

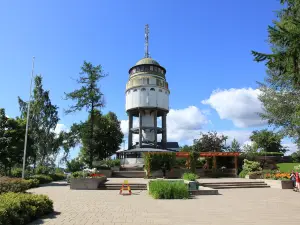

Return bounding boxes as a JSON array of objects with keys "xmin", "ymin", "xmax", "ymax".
[
  {"xmin": 120, "ymin": 106, "xmax": 208, "ymax": 145},
  {"xmin": 282, "ymin": 142, "xmax": 299, "ymax": 154},
  {"xmin": 202, "ymin": 88, "xmax": 267, "ymax": 128}
]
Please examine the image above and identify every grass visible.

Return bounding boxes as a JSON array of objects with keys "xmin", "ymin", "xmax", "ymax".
[
  {"xmin": 277, "ymin": 163, "xmax": 300, "ymax": 172},
  {"xmin": 148, "ymin": 180, "xmax": 189, "ymax": 199}
]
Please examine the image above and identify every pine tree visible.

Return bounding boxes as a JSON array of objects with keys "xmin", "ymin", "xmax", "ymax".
[
  {"xmin": 252, "ymin": 0, "xmax": 300, "ymax": 147},
  {"xmin": 65, "ymin": 61, "xmax": 107, "ymax": 168}
]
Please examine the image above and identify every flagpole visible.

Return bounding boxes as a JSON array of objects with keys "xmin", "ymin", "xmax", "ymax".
[{"xmin": 22, "ymin": 57, "xmax": 35, "ymax": 179}]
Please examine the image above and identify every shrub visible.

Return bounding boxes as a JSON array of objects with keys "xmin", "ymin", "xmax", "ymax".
[
  {"xmin": 31, "ymin": 175, "xmax": 53, "ymax": 184},
  {"xmin": 49, "ymin": 173, "xmax": 66, "ymax": 181},
  {"xmin": 239, "ymin": 169, "xmax": 248, "ymax": 178},
  {"xmin": 149, "ymin": 180, "xmax": 189, "ymax": 199},
  {"xmin": 182, "ymin": 173, "xmax": 199, "ymax": 181},
  {"xmin": 143, "ymin": 153, "xmax": 176, "ymax": 176},
  {"xmin": 0, "ymin": 192, "xmax": 53, "ymax": 225},
  {"xmin": 26, "ymin": 179, "xmax": 40, "ymax": 188},
  {"xmin": 0, "ymin": 177, "xmax": 30, "ymax": 194},
  {"xmin": 71, "ymin": 171, "xmax": 87, "ymax": 178},
  {"xmin": 11, "ymin": 168, "xmax": 23, "ymax": 178},
  {"xmin": 242, "ymin": 159, "xmax": 262, "ymax": 173}
]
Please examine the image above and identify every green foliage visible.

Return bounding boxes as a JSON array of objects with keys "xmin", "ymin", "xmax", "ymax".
[
  {"xmin": 36, "ymin": 165, "xmax": 53, "ymax": 175},
  {"xmin": 242, "ymin": 159, "xmax": 262, "ymax": 173},
  {"xmin": 180, "ymin": 145, "xmax": 193, "ymax": 152},
  {"xmin": 252, "ymin": 0, "xmax": 300, "ymax": 146},
  {"xmin": 250, "ymin": 129, "xmax": 287, "ymax": 153},
  {"xmin": 291, "ymin": 151, "xmax": 300, "ymax": 162},
  {"xmin": 66, "ymin": 158, "xmax": 85, "ymax": 173},
  {"xmin": 49, "ymin": 173, "xmax": 66, "ymax": 181},
  {"xmin": 143, "ymin": 153, "xmax": 176, "ymax": 175},
  {"xmin": 64, "ymin": 61, "xmax": 107, "ymax": 168},
  {"xmin": 11, "ymin": 168, "xmax": 23, "ymax": 178},
  {"xmin": 31, "ymin": 175, "xmax": 53, "ymax": 184},
  {"xmin": 71, "ymin": 171, "xmax": 87, "ymax": 178},
  {"xmin": 182, "ymin": 173, "xmax": 199, "ymax": 181},
  {"xmin": 175, "ymin": 158, "xmax": 187, "ymax": 167},
  {"xmin": 96, "ymin": 159, "xmax": 121, "ymax": 168},
  {"xmin": 148, "ymin": 180, "xmax": 189, "ymax": 199},
  {"xmin": 194, "ymin": 131, "xmax": 228, "ymax": 152},
  {"xmin": 26, "ymin": 179, "xmax": 40, "ymax": 188},
  {"xmin": 0, "ymin": 177, "xmax": 31, "ymax": 194},
  {"xmin": 18, "ymin": 75, "xmax": 62, "ymax": 169},
  {"xmin": 239, "ymin": 169, "xmax": 248, "ymax": 178},
  {"xmin": 0, "ymin": 192, "xmax": 53, "ymax": 225},
  {"xmin": 229, "ymin": 138, "xmax": 241, "ymax": 152}
]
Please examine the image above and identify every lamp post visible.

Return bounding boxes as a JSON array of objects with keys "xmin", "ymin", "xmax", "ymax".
[{"xmin": 22, "ymin": 57, "xmax": 35, "ymax": 179}]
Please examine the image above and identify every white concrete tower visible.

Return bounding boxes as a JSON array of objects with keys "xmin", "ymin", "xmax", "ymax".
[{"xmin": 126, "ymin": 24, "xmax": 169, "ymax": 150}]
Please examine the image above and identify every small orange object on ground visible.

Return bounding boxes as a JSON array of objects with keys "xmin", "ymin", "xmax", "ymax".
[{"xmin": 119, "ymin": 180, "xmax": 131, "ymax": 195}]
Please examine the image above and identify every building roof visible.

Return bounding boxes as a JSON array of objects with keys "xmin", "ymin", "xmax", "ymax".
[
  {"xmin": 135, "ymin": 57, "xmax": 160, "ymax": 66},
  {"xmin": 157, "ymin": 142, "xmax": 179, "ymax": 148}
]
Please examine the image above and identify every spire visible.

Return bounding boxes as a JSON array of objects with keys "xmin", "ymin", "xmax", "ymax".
[{"xmin": 144, "ymin": 24, "xmax": 150, "ymax": 58}]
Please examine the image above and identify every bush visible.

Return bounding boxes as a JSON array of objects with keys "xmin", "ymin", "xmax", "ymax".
[
  {"xmin": 242, "ymin": 159, "xmax": 262, "ymax": 173},
  {"xmin": 11, "ymin": 168, "xmax": 23, "ymax": 178},
  {"xmin": 31, "ymin": 175, "xmax": 53, "ymax": 184},
  {"xmin": 0, "ymin": 192, "xmax": 53, "ymax": 225},
  {"xmin": 71, "ymin": 171, "xmax": 86, "ymax": 178},
  {"xmin": 149, "ymin": 180, "xmax": 189, "ymax": 199},
  {"xmin": 239, "ymin": 169, "xmax": 248, "ymax": 178},
  {"xmin": 26, "ymin": 179, "xmax": 40, "ymax": 188},
  {"xmin": 49, "ymin": 173, "xmax": 66, "ymax": 181},
  {"xmin": 143, "ymin": 153, "xmax": 176, "ymax": 175},
  {"xmin": 182, "ymin": 173, "xmax": 199, "ymax": 181},
  {"xmin": 0, "ymin": 177, "xmax": 30, "ymax": 194}
]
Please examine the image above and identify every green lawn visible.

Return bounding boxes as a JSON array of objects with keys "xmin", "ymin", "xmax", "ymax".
[{"xmin": 277, "ymin": 163, "xmax": 300, "ymax": 172}]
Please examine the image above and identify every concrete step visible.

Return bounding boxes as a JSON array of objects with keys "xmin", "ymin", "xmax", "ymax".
[
  {"xmin": 211, "ymin": 185, "xmax": 270, "ymax": 189},
  {"xmin": 201, "ymin": 182, "xmax": 266, "ymax": 185},
  {"xmin": 98, "ymin": 183, "xmax": 147, "ymax": 190},
  {"xmin": 112, "ymin": 171, "xmax": 146, "ymax": 178},
  {"xmin": 120, "ymin": 167, "xmax": 144, "ymax": 171},
  {"xmin": 200, "ymin": 181, "xmax": 270, "ymax": 189}
]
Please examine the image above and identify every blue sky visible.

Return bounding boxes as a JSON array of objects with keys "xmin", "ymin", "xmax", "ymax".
[{"xmin": 1, "ymin": 0, "xmax": 296, "ymax": 158}]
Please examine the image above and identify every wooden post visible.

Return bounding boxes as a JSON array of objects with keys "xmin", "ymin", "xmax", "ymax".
[
  {"xmin": 234, "ymin": 156, "xmax": 238, "ymax": 176},
  {"xmin": 213, "ymin": 156, "xmax": 217, "ymax": 169}
]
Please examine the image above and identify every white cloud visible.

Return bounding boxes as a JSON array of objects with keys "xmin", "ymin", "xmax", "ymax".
[
  {"xmin": 282, "ymin": 142, "xmax": 299, "ymax": 154},
  {"xmin": 54, "ymin": 123, "xmax": 68, "ymax": 134},
  {"xmin": 120, "ymin": 106, "xmax": 209, "ymax": 145},
  {"xmin": 202, "ymin": 88, "xmax": 267, "ymax": 128}
]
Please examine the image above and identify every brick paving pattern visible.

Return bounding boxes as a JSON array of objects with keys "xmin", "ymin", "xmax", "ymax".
[{"xmin": 29, "ymin": 179, "xmax": 300, "ymax": 225}]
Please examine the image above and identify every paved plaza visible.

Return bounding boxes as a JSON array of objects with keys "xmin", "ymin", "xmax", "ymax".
[{"xmin": 29, "ymin": 179, "xmax": 300, "ymax": 225}]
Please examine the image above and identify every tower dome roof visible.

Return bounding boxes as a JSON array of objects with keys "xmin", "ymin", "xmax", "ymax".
[{"xmin": 135, "ymin": 57, "xmax": 160, "ymax": 66}]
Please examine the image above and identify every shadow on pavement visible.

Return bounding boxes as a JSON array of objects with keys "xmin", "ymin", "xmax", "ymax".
[{"xmin": 29, "ymin": 211, "xmax": 61, "ymax": 225}]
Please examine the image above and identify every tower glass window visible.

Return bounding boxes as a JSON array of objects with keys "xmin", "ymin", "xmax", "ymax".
[
  {"xmin": 133, "ymin": 89, "xmax": 137, "ymax": 92},
  {"xmin": 141, "ymin": 88, "xmax": 146, "ymax": 91},
  {"xmin": 140, "ymin": 66, "xmax": 144, "ymax": 72},
  {"xmin": 150, "ymin": 66, "xmax": 153, "ymax": 71},
  {"xmin": 150, "ymin": 88, "xmax": 155, "ymax": 91}
]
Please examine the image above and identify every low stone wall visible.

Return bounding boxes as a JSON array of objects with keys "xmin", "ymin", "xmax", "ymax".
[{"xmin": 70, "ymin": 177, "xmax": 107, "ymax": 190}]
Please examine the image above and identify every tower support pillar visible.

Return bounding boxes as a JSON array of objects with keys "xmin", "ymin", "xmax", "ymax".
[
  {"xmin": 162, "ymin": 112, "xmax": 167, "ymax": 149},
  {"xmin": 154, "ymin": 110, "xmax": 157, "ymax": 148},
  {"xmin": 128, "ymin": 112, "xmax": 133, "ymax": 150},
  {"xmin": 139, "ymin": 111, "xmax": 143, "ymax": 148}
]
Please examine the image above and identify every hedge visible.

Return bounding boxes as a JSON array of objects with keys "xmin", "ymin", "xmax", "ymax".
[
  {"xmin": 49, "ymin": 173, "xmax": 66, "ymax": 181},
  {"xmin": 182, "ymin": 173, "xmax": 199, "ymax": 181},
  {"xmin": 26, "ymin": 179, "xmax": 40, "ymax": 189},
  {"xmin": 148, "ymin": 180, "xmax": 189, "ymax": 199},
  {"xmin": 0, "ymin": 192, "xmax": 53, "ymax": 225},
  {"xmin": 30, "ymin": 175, "xmax": 53, "ymax": 184},
  {"xmin": 144, "ymin": 153, "xmax": 176, "ymax": 176},
  {"xmin": 0, "ymin": 177, "xmax": 30, "ymax": 194}
]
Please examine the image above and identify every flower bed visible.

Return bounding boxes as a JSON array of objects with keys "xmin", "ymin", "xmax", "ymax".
[
  {"xmin": 148, "ymin": 180, "xmax": 189, "ymax": 199},
  {"xmin": 70, "ymin": 171, "xmax": 107, "ymax": 190},
  {"xmin": 0, "ymin": 192, "xmax": 53, "ymax": 225},
  {"xmin": 264, "ymin": 172, "xmax": 290, "ymax": 180}
]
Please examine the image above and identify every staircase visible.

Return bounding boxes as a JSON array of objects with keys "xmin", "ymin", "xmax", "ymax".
[
  {"xmin": 98, "ymin": 183, "xmax": 147, "ymax": 190},
  {"xmin": 200, "ymin": 181, "xmax": 270, "ymax": 189},
  {"xmin": 112, "ymin": 171, "xmax": 146, "ymax": 178}
]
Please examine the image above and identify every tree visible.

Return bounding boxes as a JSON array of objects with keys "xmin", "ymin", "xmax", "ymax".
[
  {"xmin": 64, "ymin": 61, "xmax": 107, "ymax": 168},
  {"xmin": 228, "ymin": 138, "xmax": 241, "ymax": 152},
  {"xmin": 66, "ymin": 157, "xmax": 85, "ymax": 173},
  {"xmin": 291, "ymin": 150, "xmax": 300, "ymax": 162},
  {"xmin": 79, "ymin": 111, "xmax": 123, "ymax": 164},
  {"xmin": 250, "ymin": 129, "xmax": 287, "ymax": 153},
  {"xmin": 194, "ymin": 131, "xmax": 228, "ymax": 152},
  {"xmin": 18, "ymin": 75, "xmax": 61, "ymax": 168},
  {"xmin": 252, "ymin": 0, "xmax": 300, "ymax": 147},
  {"xmin": 180, "ymin": 145, "xmax": 193, "ymax": 152}
]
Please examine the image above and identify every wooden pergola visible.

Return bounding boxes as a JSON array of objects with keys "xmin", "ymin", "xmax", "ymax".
[{"xmin": 176, "ymin": 152, "xmax": 241, "ymax": 171}]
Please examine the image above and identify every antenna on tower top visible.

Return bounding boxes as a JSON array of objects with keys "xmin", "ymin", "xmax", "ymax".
[{"xmin": 144, "ymin": 24, "xmax": 150, "ymax": 58}]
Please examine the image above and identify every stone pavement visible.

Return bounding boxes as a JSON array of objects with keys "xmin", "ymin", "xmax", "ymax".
[{"xmin": 29, "ymin": 179, "xmax": 300, "ymax": 225}]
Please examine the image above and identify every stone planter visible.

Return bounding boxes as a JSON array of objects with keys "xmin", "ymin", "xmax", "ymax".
[
  {"xmin": 248, "ymin": 173, "xmax": 263, "ymax": 179},
  {"xmin": 70, "ymin": 177, "xmax": 107, "ymax": 190},
  {"xmin": 98, "ymin": 169, "xmax": 112, "ymax": 178},
  {"xmin": 260, "ymin": 179, "xmax": 294, "ymax": 189},
  {"xmin": 112, "ymin": 166, "xmax": 120, "ymax": 171},
  {"xmin": 184, "ymin": 180, "xmax": 199, "ymax": 191}
]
